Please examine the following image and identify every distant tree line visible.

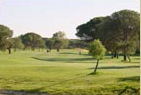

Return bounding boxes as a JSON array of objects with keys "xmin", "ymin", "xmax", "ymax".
[
  {"xmin": 0, "ymin": 26, "xmax": 85, "ymax": 54},
  {"xmin": 76, "ymin": 9, "xmax": 140, "ymax": 61}
]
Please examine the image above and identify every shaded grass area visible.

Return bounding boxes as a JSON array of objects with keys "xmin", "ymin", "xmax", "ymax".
[
  {"xmin": 117, "ymin": 86, "xmax": 140, "ymax": 95},
  {"xmin": 118, "ymin": 76, "xmax": 140, "ymax": 82},
  {"xmin": 88, "ymin": 66, "xmax": 140, "ymax": 70},
  {"xmin": 31, "ymin": 57, "xmax": 94, "ymax": 63},
  {"xmin": 0, "ymin": 49, "xmax": 140, "ymax": 95}
]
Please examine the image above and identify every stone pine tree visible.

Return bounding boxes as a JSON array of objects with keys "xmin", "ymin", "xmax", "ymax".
[
  {"xmin": 109, "ymin": 10, "xmax": 140, "ymax": 61},
  {"xmin": 76, "ymin": 9, "xmax": 139, "ymax": 62},
  {"xmin": 88, "ymin": 39, "xmax": 106, "ymax": 73},
  {"xmin": 76, "ymin": 17, "xmax": 104, "ymax": 42},
  {"xmin": 99, "ymin": 16, "xmax": 120, "ymax": 59},
  {"xmin": 0, "ymin": 24, "xmax": 13, "ymax": 54},
  {"xmin": 21, "ymin": 32, "xmax": 43, "ymax": 51}
]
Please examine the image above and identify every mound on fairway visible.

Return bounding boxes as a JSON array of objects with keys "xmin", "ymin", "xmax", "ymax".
[{"xmin": 0, "ymin": 49, "xmax": 140, "ymax": 95}]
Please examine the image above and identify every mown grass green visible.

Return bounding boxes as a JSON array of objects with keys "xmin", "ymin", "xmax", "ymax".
[{"xmin": 0, "ymin": 49, "xmax": 140, "ymax": 95}]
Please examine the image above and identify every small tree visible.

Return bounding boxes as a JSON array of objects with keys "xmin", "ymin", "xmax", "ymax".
[{"xmin": 88, "ymin": 39, "xmax": 106, "ymax": 73}]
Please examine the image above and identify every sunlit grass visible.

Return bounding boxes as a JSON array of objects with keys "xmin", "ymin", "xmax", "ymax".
[{"xmin": 0, "ymin": 49, "xmax": 140, "ymax": 95}]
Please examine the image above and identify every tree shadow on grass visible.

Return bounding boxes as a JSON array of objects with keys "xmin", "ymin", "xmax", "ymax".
[
  {"xmin": 118, "ymin": 76, "xmax": 140, "ymax": 82},
  {"xmin": 88, "ymin": 66, "xmax": 140, "ymax": 70},
  {"xmin": 87, "ymin": 72, "xmax": 100, "ymax": 75},
  {"xmin": 25, "ymin": 87, "xmax": 45, "ymax": 93},
  {"xmin": 59, "ymin": 52, "xmax": 77, "ymax": 55},
  {"xmin": 0, "ymin": 87, "xmax": 50, "ymax": 95},
  {"xmin": 117, "ymin": 86, "xmax": 140, "ymax": 95},
  {"xmin": 116, "ymin": 76, "xmax": 140, "ymax": 94},
  {"xmin": 57, "ymin": 52, "xmax": 91, "ymax": 57},
  {"xmin": 0, "ymin": 73, "xmax": 87, "ymax": 95},
  {"xmin": 31, "ymin": 57, "xmax": 94, "ymax": 63}
]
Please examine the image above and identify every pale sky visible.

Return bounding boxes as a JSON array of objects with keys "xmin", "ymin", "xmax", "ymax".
[{"xmin": 0, "ymin": 0, "xmax": 140, "ymax": 39}]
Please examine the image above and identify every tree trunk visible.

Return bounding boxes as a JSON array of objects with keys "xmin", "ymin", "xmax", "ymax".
[
  {"xmin": 114, "ymin": 51, "xmax": 117, "ymax": 58},
  {"xmin": 57, "ymin": 48, "xmax": 59, "ymax": 52},
  {"xmin": 123, "ymin": 54, "xmax": 127, "ymax": 61},
  {"xmin": 111, "ymin": 51, "xmax": 114, "ymax": 59},
  {"xmin": 127, "ymin": 55, "xmax": 131, "ymax": 62},
  {"xmin": 116, "ymin": 53, "xmax": 119, "ymax": 59},
  {"xmin": 94, "ymin": 59, "xmax": 99, "ymax": 73},
  {"xmin": 111, "ymin": 52, "xmax": 114, "ymax": 59},
  {"xmin": 47, "ymin": 49, "xmax": 50, "ymax": 52},
  {"xmin": 8, "ymin": 48, "xmax": 11, "ymax": 54}
]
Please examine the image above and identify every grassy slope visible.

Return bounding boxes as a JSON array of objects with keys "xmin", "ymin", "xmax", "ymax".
[{"xmin": 0, "ymin": 49, "xmax": 140, "ymax": 95}]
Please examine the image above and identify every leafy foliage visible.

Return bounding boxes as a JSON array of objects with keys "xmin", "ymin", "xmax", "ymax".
[
  {"xmin": 76, "ymin": 9, "xmax": 140, "ymax": 61},
  {"xmin": 21, "ymin": 32, "xmax": 44, "ymax": 50},
  {"xmin": 76, "ymin": 17, "xmax": 104, "ymax": 41},
  {"xmin": 52, "ymin": 31, "xmax": 69, "ymax": 52},
  {"xmin": 89, "ymin": 39, "xmax": 106, "ymax": 59},
  {"xmin": 0, "ymin": 24, "xmax": 13, "ymax": 50},
  {"xmin": 53, "ymin": 31, "xmax": 66, "ymax": 39},
  {"xmin": 68, "ymin": 39, "xmax": 88, "ymax": 49},
  {"xmin": 45, "ymin": 38, "xmax": 54, "ymax": 51},
  {"xmin": 88, "ymin": 39, "xmax": 106, "ymax": 73},
  {"xmin": 13, "ymin": 37, "xmax": 24, "ymax": 51},
  {"xmin": 54, "ymin": 39, "xmax": 68, "ymax": 52}
]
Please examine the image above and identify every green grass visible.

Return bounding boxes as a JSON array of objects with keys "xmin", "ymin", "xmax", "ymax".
[{"xmin": 0, "ymin": 49, "xmax": 140, "ymax": 95}]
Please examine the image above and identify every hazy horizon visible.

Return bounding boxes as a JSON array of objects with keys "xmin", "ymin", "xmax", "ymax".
[{"xmin": 0, "ymin": 0, "xmax": 140, "ymax": 39}]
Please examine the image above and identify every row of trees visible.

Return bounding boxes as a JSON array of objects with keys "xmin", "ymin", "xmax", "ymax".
[
  {"xmin": 0, "ymin": 25, "xmax": 48, "ymax": 54},
  {"xmin": 76, "ymin": 9, "xmax": 140, "ymax": 61},
  {"xmin": 0, "ymin": 28, "xmax": 67, "ymax": 54},
  {"xmin": 0, "ymin": 26, "xmax": 86, "ymax": 54}
]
